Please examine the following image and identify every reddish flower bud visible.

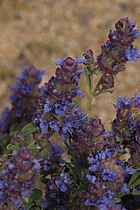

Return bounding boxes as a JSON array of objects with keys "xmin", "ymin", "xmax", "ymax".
[{"xmin": 100, "ymin": 74, "xmax": 114, "ymax": 90}]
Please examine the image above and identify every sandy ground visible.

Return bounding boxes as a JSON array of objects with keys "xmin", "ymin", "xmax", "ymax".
[{"xmin": 0, "ymin": 0, "xmax": 140, "ymax": 129}]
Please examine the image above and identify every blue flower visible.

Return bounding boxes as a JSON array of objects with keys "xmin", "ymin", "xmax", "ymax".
[
  {"xmin": 49, "ymin": 121, "xmax": 59, "ymax": 132},
  {"xmin": 55, "ymin": 172, "xmax": 72, "ymax": 192},
  {"xmin": 43, "ymin": 158, "xmax": 51, "ymax": 172},
  {"xmin": 107, "ymin": 189, "xmax": 115, "ymax": 198},
  {"xmin": 114, "ymin": 96, "xmax": 132, "ymax": 108},
  {"xmin": 39, "ymin": 118, "xmax": 48, "ymax": 134},
  {"xmin": 44, "ymin": 100, "xmax": 52, "ymax": 113},
  {"xmin": 75, "ymin": 56, "xmax": 86, "ymax": 64},
  {"xmin": 33, "ymin": 159, "xmax": 41, "ymax": 171},
  {"xmin": 97, "ymin": 196, "xmax": 112, "ymax": 206},
  {"xmin": 129, "ymin": 20, "xmax": 136, "ymax": 28},
  {"xmin": 60, "ymin": 172, "xmax": 72, "ymax": 185},
  {"xmin": 124, "ymin": 165, "xmax": 135, "ymax": 175},
  {"xmin": 1, "ymin": 107, "xmax": 11, "ymax": 119},
  {"xmin": 0, "ymin": 180, "xmax": 4, "ymax": 189},
  {"xmin": 62, "ymin": 120, "xmax": 73, "ymax": 133},
  {"xmin": 76, "ymin": 88, "xmax": 84, "ymax": 98},
  {"xmin": 35, "ymin": 70, "xmax": 45, "ymax": 81},
  {"xmin": 21, "ymin": 189, "xmax": 29, "ymax": 197},
  {"xmin": 101, "ymin": 168, "xmax": 117, "ymax": 182},
  {"xmin": 54, "ymin": 58, "xmax": 64, "ymax": 66},
  {"xmin": 85, "ymin": 197, "xmax": 94, "ymax": 207},
  {"xmin": 9, "ymin": 94, "xmax": 25, "ymax": 108},
  {"xmin": 131, "ymin": 29, "xmax": 139, "ymax": 40},
  {"xmin": 77, "ymin": 66, "xmax": 83, "ymax": 73},
  {"xmin": 89, "ymin": 163, "xmax": 100, "ymax": 172},
  {"xmin": 41, "ymin": 200, "xmax": 50, "ymax": 209},
  {"xmin": 134, "ymin": 93, "xmax": 140, "ymax": 104},
  {"xmin": 86, "ymin": 174, "xmax": 96, "ymax": 184},
  {"xmin": 97, "ymin": 149, "xmax": 112, "ymax": 160},
  {"xmin": 2, "ymin": 168, "xmax": 8, "ymax": 175},
  {"xmin": 0, "ymin": 191, "xmax": 4, "ymax": 199},
  {"xmin": 87, "ymin": 156, "xmax": 96, "ymax": 164},
  {"xmin": 55, "ymin": 103, "xmax": 67, "ymax": 116},
  {"xmin": 125, "ymin": 45, "xmax": 140, "ymax": 61},
  {"xmin": 62, "ymin": 133, "xmax": 70, "ymax": 142},
  {"xmin": 20, "ymin": 84, "xmax": 33, "ymax": 95},
  {"xmin": 121, "ymin": 183, "xmax": 130, "ymax": 193},
  {"xmin": 8, "ymin": 163, "xmax": 15, "ymax": 169},
  {"xmin": 49, "ymin": 140, "xmax": 64, "ymax": 155}
]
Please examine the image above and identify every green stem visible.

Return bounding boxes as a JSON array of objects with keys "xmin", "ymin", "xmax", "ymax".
[
  {"xmin": 85, "ymin": 94, "xmax": 94, "ymax": 114},
  {"xmin": 85, "ymin": 75, "xmax": 102, "ymax": 114},
  {"xmin": 64, "ymin": 141, "xmax": 72, "ymax": 150}
]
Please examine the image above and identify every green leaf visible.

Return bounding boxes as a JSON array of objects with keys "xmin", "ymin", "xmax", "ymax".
[
  {"xmin": 132, "ymin": 189, "xmax": 140, "ymax": 195},
  {"xmin": 68, "ymin": 149, "xmax": 75, "ymax": 158},
  {"xmin": 114, "ymin": 197, "xmax": 121, "ymax": 203},
  {"xmin": 22, "ymin": 123, "xmax": 37, "ymax": 140},
  {"xmin": 31, "ymin": 188, "xmax": 43, "ymax": 201},
  {"xmin": 9, "ymin": 131, "xmax": 19, "ymax": 137},
  {"xmin": 116, "ymin": 135, "xmax": 123, "ymax": 143},
  {"xmin": 25, "ymin": 188, "xmax": 43, "ymax": 210},
  {"xmin": 129, "ymin": 171, "xmax": 140, "ymax": 187},
  {"xmin": 27, "ymin": 141, "xmax": 37, "ymax": 149},
  {"xmin": 7, "ymin": 143, "xmax": 19, "ymax": 151}
]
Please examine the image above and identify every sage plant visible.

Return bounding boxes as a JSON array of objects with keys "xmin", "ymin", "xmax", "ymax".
[{"xmin": 0, "ymin": 17, "xmax": 140, "ymax": 210}]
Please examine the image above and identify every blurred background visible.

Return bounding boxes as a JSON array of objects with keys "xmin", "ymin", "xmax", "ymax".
[{"xmin": 0, "ymin": 0, "xmax": 140, "ymax": 129}]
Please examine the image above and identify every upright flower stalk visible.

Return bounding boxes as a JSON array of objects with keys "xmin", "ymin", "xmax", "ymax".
[{"xmin": 83, "ymin": 17, "xmax": 140, "ymax": 113}]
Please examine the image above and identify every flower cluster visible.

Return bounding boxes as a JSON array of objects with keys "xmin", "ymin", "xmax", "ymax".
[
  {"xmin": 0, "ymin": 65, "xmax": 45, "ymax": 134},
  {"xmin": 97, "ymin": 17, "xmax": 140, "ymax": 75},
  {"xmin": 112, "ymin": 94, "xmax": 140, "ymax": 167},
  {"xmin": 40, "ymin": 139, "xmax": 64, "ymax": 175},
  {"xmin": 34, "ymin": 57, "xmax": 88, "ymax": 141},
  {"xmin": 0, "ymin": 17, "xmax": 140, "ymax": 210},
  {"xmin": 93, "ymin": 17, "xmax": 140, "ymax": 92},
  {"xmin": 73, "ymin": 126, "xmax": 136, "ymax": 210},
  {"xmin": 0, "ymin": 147, "xmax": 40, "ymax": 209},
  {"xmin": 41, "ymin": 172, "xmax": 72, "ymax": 209},
  {"xmin": 71, "ymin": 118, "xmax": 105, "ymax": 157}
]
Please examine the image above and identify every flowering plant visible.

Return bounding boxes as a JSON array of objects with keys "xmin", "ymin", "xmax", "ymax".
[{"xmin": 0, "ymin": 17, "xmax": 140, "ymax": 210}]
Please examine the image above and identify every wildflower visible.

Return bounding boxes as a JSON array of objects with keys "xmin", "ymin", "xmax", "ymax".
[
  {"xmin": 41, "ymin": 140, "xmax": 64, "ymax": 173},
  {"xmin": 85, "ymin": 197, "xmax": 94, "ymax": 207},
  {"xmin": 125, "ymin": 45, "xmax": 140, "ymax": 61},
  {"xmin": 121, "ymin": 183, "xmax": 130, "ymax": 193},
  {"xmin": 44, "ymin": 100, "xmax": 52, "ymax": 113},
  {"xmin": 39, "ymin": 118, "xmax": 48, "ymax": 135},
  {"xmin": 101, "ymin": 168, "xmax": 117, "ymax": 182},
  {"xmin": 97, "ymin": 17, "xmax": 140, "ymax": 75}
]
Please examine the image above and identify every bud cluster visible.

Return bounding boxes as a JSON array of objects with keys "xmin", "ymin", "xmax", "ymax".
[{"xmin": 41, "ymin": 172, "xmax": 72, "ymax": 210}]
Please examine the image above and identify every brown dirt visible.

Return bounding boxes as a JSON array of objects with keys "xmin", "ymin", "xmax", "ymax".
[{"xmin": 0, "ymin": 0, "xmax": 140, "ymax": 128}]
